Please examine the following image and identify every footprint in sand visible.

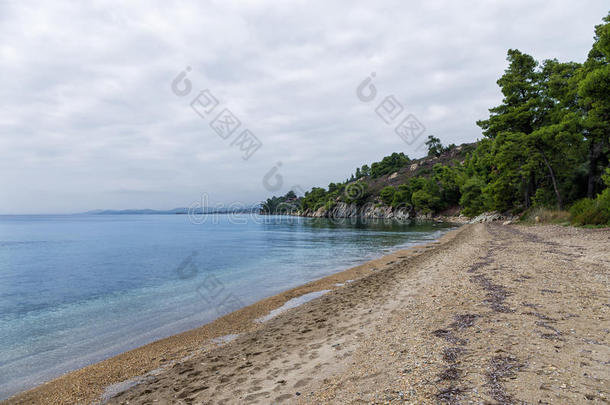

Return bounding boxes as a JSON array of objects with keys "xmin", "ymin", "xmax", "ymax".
[
  {"xmin": 275, "ymin": 393, "xmax": 294, "ymax": 401},
  {"xmin": 293, "ymin": 377, "xmax": 312, "ymax": 388}
]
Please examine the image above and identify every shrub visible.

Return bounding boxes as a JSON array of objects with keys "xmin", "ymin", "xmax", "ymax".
[
  {"xmin": 570, "ymin": 198, "xmax": 609, "ymax": 226},
  {"xmin": 343, "ymin": 181, "xmax": 369, "ymax": 205},
  {"xmin": 531, "ymin": 187, "xmax": 557, "ymax": 208},
  {"xmin": 460, "ymin": 176, "xmax": 486, "ymax": 217},
  {"xmin": 411, "ymin": 189, "xmax": 441, "ymax": 214},
  {"xmin": 300, "ymin": 187, "xmax": 328, "ymax": 211},
  {"xmin": 379, "ymin": 186, "xmax": 396, "ymax": 205},
  {"xmin": 599, "ymin": 169, "xmax": 610, "ymax": 215},
  {"xmin": 570, "ymin": 198, "xmax": 595, "ymax": 218},
  {"xmin": 433, "ymin": 164, "xmax": 462, "ymax": 207},
  {"xmin": 597, "ymin": 188, "xmax": 610, "ymax": 213},
  {"xmin": 391, "ymin": 184, "xmax": 412, "ymax": 208},
  {"xmin": 370, "ymin": 153, "xmax": 410, "ymax": 178},
  {"xmin": 324, "ymin": 199, "xmax": 336, "ymax": 211}
]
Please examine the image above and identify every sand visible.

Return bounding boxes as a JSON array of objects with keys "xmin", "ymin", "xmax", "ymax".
[{"xmin": 5, "ymin": 223, "xmax": 609, "ymax": 404}]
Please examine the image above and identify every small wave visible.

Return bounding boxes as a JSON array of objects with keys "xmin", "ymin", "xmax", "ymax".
[{"xmin": 256, "ymin": 290, "xmax": 330, "ymax": 323}]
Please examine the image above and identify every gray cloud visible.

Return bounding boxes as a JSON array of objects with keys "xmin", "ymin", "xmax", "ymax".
[{"xmin": 0, "ymin": 0, "xmax": 607, "ymax": 213}]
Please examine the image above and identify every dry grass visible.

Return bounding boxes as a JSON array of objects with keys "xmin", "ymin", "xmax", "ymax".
[{"xmin": 520, "ymin": 207, "xmax": 570, "ymax": 225}]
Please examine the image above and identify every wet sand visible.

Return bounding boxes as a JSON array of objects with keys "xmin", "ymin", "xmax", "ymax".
[{"xmin": 6, "ymin": 223, "xmax": 610, "ymax": 404}]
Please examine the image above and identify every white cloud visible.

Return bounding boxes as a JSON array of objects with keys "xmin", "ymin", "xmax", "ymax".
[{"xmin": 0, "ymin": 0, "xmax": 607, "ymax": 213}]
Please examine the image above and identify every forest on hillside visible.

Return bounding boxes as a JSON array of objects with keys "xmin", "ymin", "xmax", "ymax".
[{"xmin": 263, "ymin": 13, "xmax": 610, "ymax": 226}]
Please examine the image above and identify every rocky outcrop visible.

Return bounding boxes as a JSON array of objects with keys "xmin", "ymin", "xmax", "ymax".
[
  {"xmin": 300, "ymin": 202, "xmax": 419, "ymax": 220},
  {"xmin": 295, "ymin": 207, "xmax": 514, "ymax": 224},
  {"xmin": 468, "ymin": 211, "xmax": 517, "ymax": 224},
  {"xmin": 328, "ymin": 202, "xmax": 359, "ymax": 218},
  {"xmin": 312, "ymin": 206, "xmax": 327, "ymax": 217}
]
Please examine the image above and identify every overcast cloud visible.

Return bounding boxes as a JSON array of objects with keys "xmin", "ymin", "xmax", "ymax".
[{"xmin": 1, "ymin": 0, "xmax": 608, "ymax": 213}]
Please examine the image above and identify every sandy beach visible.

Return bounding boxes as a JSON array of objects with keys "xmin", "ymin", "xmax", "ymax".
[{"xmin": 5, "ymin": 223, "xmax": 610, "ymax": 404}]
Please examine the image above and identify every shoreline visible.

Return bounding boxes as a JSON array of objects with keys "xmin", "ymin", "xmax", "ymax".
[
  {"xmin": 5, "ymin": 225, "xmax": 464, "ymax": 404},
  {"xmin": 105, "ymin": 222, "xmax": 608, "ymax": 404}
]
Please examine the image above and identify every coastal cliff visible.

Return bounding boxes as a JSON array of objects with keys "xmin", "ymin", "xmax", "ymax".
[{"xmin": 299, "ymin": 201, "xmax": 424, "ymax": 220}]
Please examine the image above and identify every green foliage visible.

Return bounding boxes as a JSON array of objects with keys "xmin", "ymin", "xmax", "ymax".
[
  {"xmin": 391, "ymin": 184, "xmax": 412, "ymax": 208},
  {"xmin": 425, "ymin": 135, "xmax": 443, "ymax": 157},
  {"xmin": 433, "ymin": 164, "xmax": 462, "ymax": 207},
  {"xmin": 360, "ymin": 165, "xmax": 370, "ymax": 177},
  {"xmin": 324, "ymin": 199, "xmax": 337, "ymax": 211},
  {"xmin": 569, "ymin": 198, "xmax": 609, "ymax": 226},
  {"xmin": 603, "ymin": 167, "xmax": 610, "ymax": 187},
  {"xmin": 474, "ymin": 46, "xmax": 593, "ymax": 210},
  {"xmin": 379, "ymin": 186, "xmax": 396, "ymax": 205},
  {"xmin": 531, "ymin": 187, "xmax": 557, "ymax": 208},
  {"xmin": 411, "ymin": 190, "xmax": 441, "ymax": 214},
  {"xmin": 350, "ymin": 164, "xmax": 371, "ymax": 181},
  {"xmin": 370, "ymin": 152, "xmax": 410, "ymax": 178},
  {"xmin": 426, "ymin": 136, "xmax": 456, "ymax": 158},
  {"xmin": 300, "ymin": 187, "xmax": 329, "ymax": 212},
  {"xmin": 261, "ymin": 191, "xmax": 300, "ymax": 214},
  {"xmin": 459, "ymin": 177, "xmax": 487, "ymax": 217},
  {"xmin": 343, "ymin": 181, "xmax": 369, "ymax": 205},
  {"xmin": 403, "ymin": 177, "xmax": 442, "ymax": 213},
  {"xmin": 570, "ymin": 168, "xmax": 610, "ymax": 226},
  {"xmin": 596, "ymin": 187, "xmax": 610, "ymax": 213}
]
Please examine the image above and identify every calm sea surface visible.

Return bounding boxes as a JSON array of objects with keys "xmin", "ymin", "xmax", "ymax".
[{"xmin": 0, "ymin": 214, "xmax": 456, "ymax": 399}]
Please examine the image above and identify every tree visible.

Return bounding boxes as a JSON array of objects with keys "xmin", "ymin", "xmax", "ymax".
[
  {"xmin": 460, "ymin": 176, "xmax": 487, "ymax": 217},
  {"xmin": 379, "ymin": 186, "xmax": 396, "ymax": 205},
  {"xmin": 477, "ymin": 49, "xmax": 540, "ymax": 209},
  {"xmin": 261, "ymin": 194, "xmax": 300, "ymax": 215},
  {"xmin": 370, "ymin": 153, "xmax": 410, "ymax": 178},
  {"xmin": 411, "ymin": 189, "xmax": 441, "ymax": 214},
  {"xmin": 425, "ymin": 135, "xmax": 443, "ymax": 157},
  {"xmin": 433, "ymin": 164, "xmax": 463, "ymax": 207},
  {"xmin": 578, "ymin": 12, "xmax": 610, "ymax": 197},
  {"xmin": 343, "ymin": 181, "xmax": 369, "ymax": 205},
  {"xmin": 391, "ymin": 184, "xmax": 412, "ymax": 208},
  {"xmin": 476, "ymin": 49, "xmax": 578, "ymax": 209},
  {"xmin": 300, "ymin": 187, "xmax": 328, "ymax": 211},
  {"xmin": 262, "ymin": 12, "xmax": 610, "ymax": 222}
]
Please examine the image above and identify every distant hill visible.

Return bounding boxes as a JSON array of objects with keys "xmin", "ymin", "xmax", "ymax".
[
  {"xmin": 83, "ymin": 206, "xmax": 259, "ymax": 215},
  {"xmin": 83, "ymin": 208, "xmax": 187, "ymax": 215}
]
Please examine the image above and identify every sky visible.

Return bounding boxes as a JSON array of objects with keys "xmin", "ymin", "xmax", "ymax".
[{"xmin": 1, "ymin": 1, "xmax": 608, "ymax": 214}]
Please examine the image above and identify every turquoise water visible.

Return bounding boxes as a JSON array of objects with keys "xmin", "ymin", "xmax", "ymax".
[{"xmin": 0, "ymin": 214, "xmax": 455, "ymax": 399}]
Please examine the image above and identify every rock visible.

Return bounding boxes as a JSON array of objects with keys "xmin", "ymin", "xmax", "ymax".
[
  {"xmin": 535, "ymin": 216, "xmax": 541, "ymax": 223},
  {"xmin": 389, "ymin": 172, "xmax": 399, "ymax": 179},
  {"xmin": 327, "ymin": 202, "xmax": 358, "ymax": 218},
  {"xmin": 503, "ymin": 220, "xmax": 512, "ymax": 226},
  {"xmin": 415, "ymin": 212, "xmax": 433, "ymax": 220},
  {"xmin": 469, "ymin": 211, "xmax": 505, "ymax": 223},
  {"xmin": 298, "ymin": 201, "xmax": 419, "ymax": 221},
  {"xmin": 312, "ymin": 206, "xmax": 327, "ymax": 218}
]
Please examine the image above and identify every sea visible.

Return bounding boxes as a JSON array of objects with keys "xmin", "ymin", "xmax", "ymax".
[{"xmin": 0, "ymin": 213, "xmax": 456, "ymax": 399}]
